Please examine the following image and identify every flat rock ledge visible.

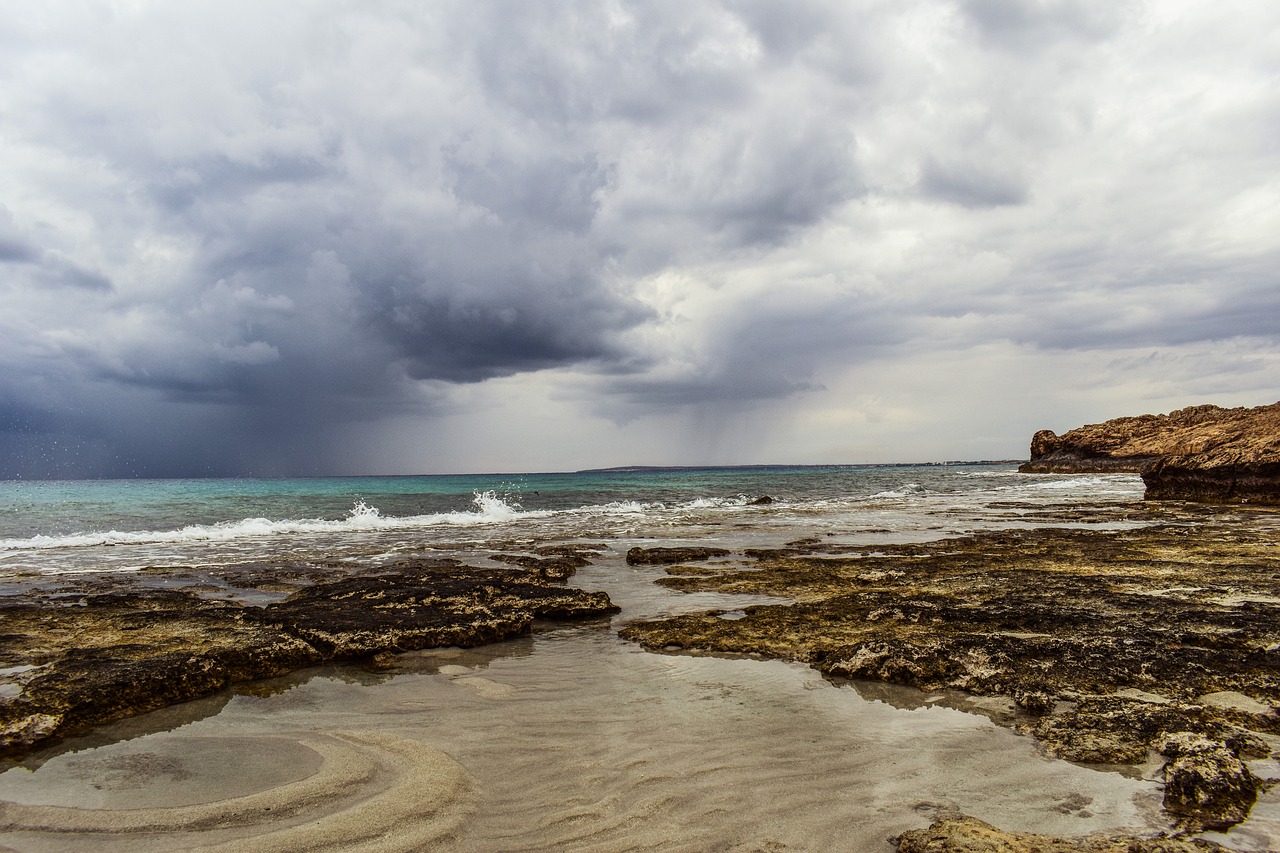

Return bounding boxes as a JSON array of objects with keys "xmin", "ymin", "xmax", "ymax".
[
  {"xmin": 1019, "ymin": 402, "xmax": 1280, "ymax": 504},
  {"xmin": 625, "ymin": 546, "xmax": 731, "ymax": 565},
  {"xmin": 619, "ymin": 512, "xmax": 1280, "ymax": 834},
  {"xmin": 0, "ymin": 554, "xmax": 618, "ymax": 760},
  {"xmin": 895, "ymin": 815, "xmax": 1230, "ymax": 852}
]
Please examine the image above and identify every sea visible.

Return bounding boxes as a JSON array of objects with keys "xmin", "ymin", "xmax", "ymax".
[
  {"xmin": 2, "ymin": 465, "xmax": 1277, "ymax": 852},
  {"xmin": 0, "ymin": 463, "xmax": 1140, "ymax": 578}
]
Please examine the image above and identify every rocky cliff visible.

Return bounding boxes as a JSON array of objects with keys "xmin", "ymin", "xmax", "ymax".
[{"xmin": 1019, "ymin": 402, "xmax": 1280, "ymax": 504}]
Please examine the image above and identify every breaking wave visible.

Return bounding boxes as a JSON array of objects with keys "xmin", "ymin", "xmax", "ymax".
[
  {"xmin": 0, "ymin": 492, "xmax": 776, "ymax": 558},
  {"xmin": 1021, "ymin": 476, "xmax": 1110, "ymax": 490},
  {"xmin": 0, "ymin": 491, "xmax": 528, "ymax": 553},
  {"xmin": 867, "ymin": 483, "xmax": 927, "ymax": 499}
]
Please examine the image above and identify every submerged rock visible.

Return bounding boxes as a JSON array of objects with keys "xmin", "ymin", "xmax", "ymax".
[
  {"xmin": 1019, "ymin": 402, "xmax": 1280, "ymax": 504},
  {"xmin": 489, "ymin": 552, "xmax": 590, "ymax": 580}
]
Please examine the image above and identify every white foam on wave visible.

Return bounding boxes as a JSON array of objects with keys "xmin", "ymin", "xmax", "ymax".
[
  {"xmin": 867, "ymin": 483, "xmax": 927, "ymax": 500},
  {"xmin": 1022, "ymin": 476, "xmax": 1108, "ymax": 490},
  {"xmin": 586, "ymin": 500, "xmax": 657, "ymax": 515},
  {"xmin": 687, "ymin": 496, "xmax": 761, "ymax": 509},
  {"xmin": 0, "ymin": 491, "xmax": 528, "ymax": 553}
]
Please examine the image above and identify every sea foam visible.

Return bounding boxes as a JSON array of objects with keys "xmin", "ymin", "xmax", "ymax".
[{"xmin": 0, "ymin": 491, "xmax": 526, "ymax": 553}]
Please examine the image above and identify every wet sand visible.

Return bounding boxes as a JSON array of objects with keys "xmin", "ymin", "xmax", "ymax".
[
  {"xmin": 0, "ymin": 636, "xmax": 1170, "ymax": 851},
  {"xmin": 0, "ymin": 552, "xmax": 1188, "ymax": 853}
]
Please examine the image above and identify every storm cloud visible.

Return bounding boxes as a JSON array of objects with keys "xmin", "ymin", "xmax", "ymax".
[{"xmin": 0, "ymin": 1, "xmax": 1277, "ymax": 477}]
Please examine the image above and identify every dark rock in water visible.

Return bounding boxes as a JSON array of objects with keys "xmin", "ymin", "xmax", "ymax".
[
  {"xmin": 365, "ymin": 650, "xmax": 399, "ymax": 671},
  {"xmin": 743, "ymin": 548, "xmax": 809, "ymax": 560},
  {"xmin": 1019, "ymin": 402, "xmax": 1280, "ymax": 504},
  {"xmin": 1160, "ymin": 732, "xmax": 1258, "ymax": 831},
  {"xmin": 747, "ymin": 495, "xmax": 774, "ymax": 505},
  {"xmin": 894, "ymin": 814, "xmax": 1231, "ymax": 852},
  {"xmin": 0, "ymin": 565, "xmax": 619, "ymax": 760},
  {"xmin": 0, "ymin": 591, "xmax": 320, "ymax": 759},
  {"xmin": 489, "ymin": 552, "xmax": 590, "ymax": 580},
  {"xmin": 625, "ymin": 546, "xmax": 731, "ymax": 565},
  {"xmin": 257, "ymin": 567, "xmax": 617, "ymax": 658}
]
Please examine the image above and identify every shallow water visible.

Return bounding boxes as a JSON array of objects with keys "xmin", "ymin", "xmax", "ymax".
[
  {"xmin": 2, "ymin": 469, "xmax": 1276, "ymax": 850},
  {"xmin": 0, "ymin": 627, "xmax": 1169, "ymax": 851}
]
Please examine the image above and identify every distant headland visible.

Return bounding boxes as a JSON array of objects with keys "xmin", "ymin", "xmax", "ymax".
[{"xmin": 1020, "ymin": 401, "xmax": 1280, "ymax": 504}]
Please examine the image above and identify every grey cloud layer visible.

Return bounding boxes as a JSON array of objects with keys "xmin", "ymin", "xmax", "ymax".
[{"xmin": 0, "ymin": 1, "xmax": 1276, "ymax": 476}]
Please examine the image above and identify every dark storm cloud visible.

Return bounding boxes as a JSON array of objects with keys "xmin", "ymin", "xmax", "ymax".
[
  {"xmin": 1, "ymin": 1, "xmax": 1277, "ymax": 476},
  {"xmin": 366, "ymin": 265, "xmax": 650, "ymax": 384}
]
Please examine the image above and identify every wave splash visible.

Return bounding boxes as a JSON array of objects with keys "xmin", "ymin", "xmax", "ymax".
[
  {"xmin": 0, "ymin": 491, "xmax": 527, "ymax": 554},
  {"xmin": 867, "ymin": 482, "xmax": 927, "ymax": 500}
]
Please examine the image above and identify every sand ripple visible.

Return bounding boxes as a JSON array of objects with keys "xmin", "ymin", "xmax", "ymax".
[{"xmin": 0, "ymin": 731, "xmax": 472, "ymax": 852}]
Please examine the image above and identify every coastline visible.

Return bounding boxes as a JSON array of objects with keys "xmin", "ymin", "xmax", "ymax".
[
  {"xmin": 621, "ymin": 501, "xmax": 1280, "ymax": 842},
  {"xmin": 0, "ymin": 471, "xmax": 1276, "ymax": 850}
]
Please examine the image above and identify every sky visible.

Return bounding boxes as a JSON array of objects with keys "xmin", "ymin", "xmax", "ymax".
[{"xmin": 1, "ymin": 0, "xmax": 1278, "ymax": 478}]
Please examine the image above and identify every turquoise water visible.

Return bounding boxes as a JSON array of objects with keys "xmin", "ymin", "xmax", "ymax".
[
  {"xmin": 0, "ymin": 465, "xmax": 1009, "ymax": 536},
  {"xmin": 0, "ymin": 465, "xmax": 1145, "ymax": 576}
]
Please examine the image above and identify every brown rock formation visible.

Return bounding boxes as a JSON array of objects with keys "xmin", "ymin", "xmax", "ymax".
[
  {"xmin": 895, "ymin": 815, "xmax": 1229, "ymax": 852},
  {"xmin": 1159, "ymin": 733, "xmax": 1258, "ymax": 831},
  {"xmin": 625, "ymin": 546, "xmax": 731, "ymax": 565},
  {"xmin": 620, "ymin": 513, "xmax": 1280, "ymax": 830},
  {"xmin": 0, "ymin": 560, "xmax": 618, "ymax": 760},
  {"xmin": 1019, "ymin": 402, "xmax": 1280, "ymax": 504}
]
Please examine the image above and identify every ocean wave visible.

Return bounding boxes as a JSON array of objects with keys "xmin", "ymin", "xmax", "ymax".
[
  {"xmin": 0, "ymin": 491, "xmax": 529, "ymax": 553},
  {"xmin": 0, "ymin": 491, "xmax": 781, "ymax": 555},
  {"xmin": 1021, "ymin": 476, "xmax": 1109, "ymax": 490},
  {"xmin": 867, "ymin": 483, "xmax": 927, "ymax": 499}
]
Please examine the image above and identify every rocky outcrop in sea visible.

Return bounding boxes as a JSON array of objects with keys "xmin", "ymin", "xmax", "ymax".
[{"xmin": 1019, "ymin": 401, "xmax": 1280, "ymax": 504}]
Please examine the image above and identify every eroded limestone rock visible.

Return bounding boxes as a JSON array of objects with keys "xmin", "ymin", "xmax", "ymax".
[
  {"xmin": 895, "ymin": 815, "xmax": 1230, "ymax": 852},
  {"xmin": 620, "ymin": 516, "xmax": 1280, "ymax": 829},
  {"xmin": 625, "ymin": 546, "xmax": 731, "ymax": 565},
  {"xmin": 1018, "ymin": 402, "xmax": 1280, "ymax": 504},
  {"xmin": 0, "ymin": 561, "xmax": 618, "ymax": 759},
  {"xmin": 1160, "ymin": 733, "xmax": 1258, "ymax": 831}
]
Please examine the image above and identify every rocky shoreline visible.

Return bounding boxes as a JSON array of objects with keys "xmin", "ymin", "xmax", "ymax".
[
  {"xmin": 3, "ymin": 470, "xmax": 1279, "ymax": 849},
  {"xmin": 0, "ymin": 547, "xmax": 618, "ymax": 760},
  {"xmin": 1020, "ymin": 402, "xmax": 1280, "ymax": 505},
  {"xmin": 620, "ymin": 502, "xmax": 1280, "ymax": 846}
]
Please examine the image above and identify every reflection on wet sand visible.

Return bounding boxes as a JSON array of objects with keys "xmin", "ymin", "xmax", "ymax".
[{"xmin": 0, "ymin": 621, "xmax": 1171, "ymax": 852}]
